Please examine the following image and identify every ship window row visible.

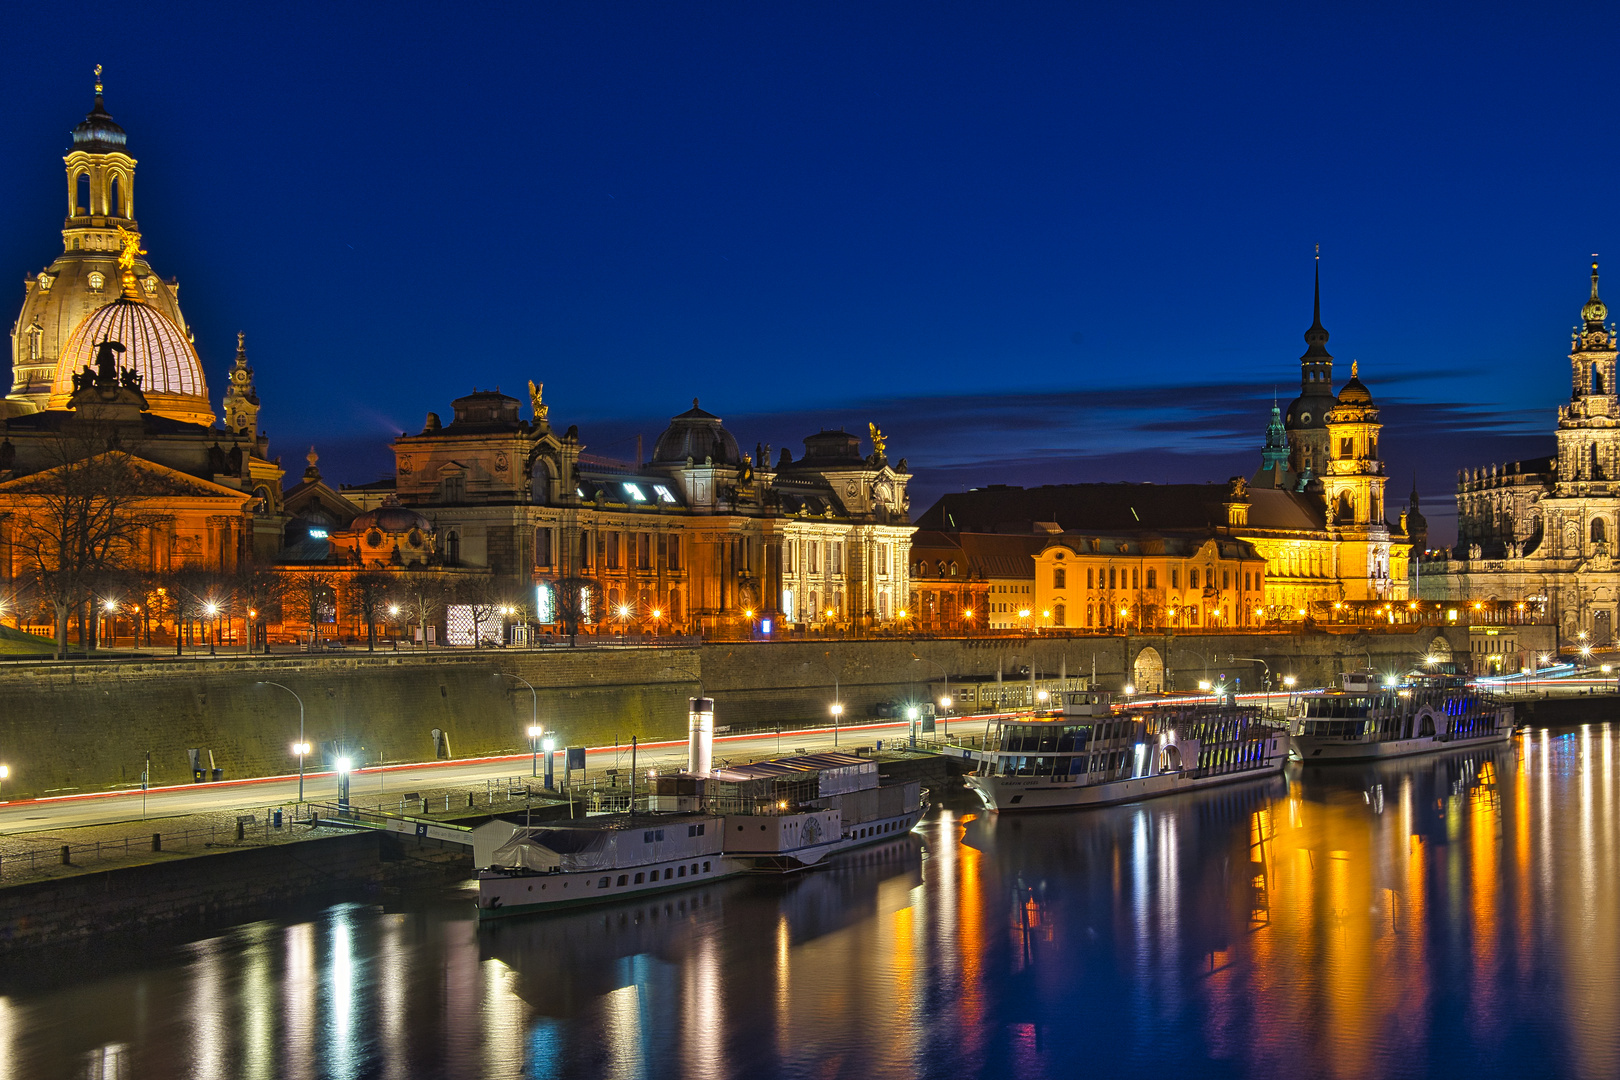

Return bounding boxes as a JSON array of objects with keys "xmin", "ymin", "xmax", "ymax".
[{"xmin": 609, "ymin": 862, "xmax": 714, "ymax": 889}]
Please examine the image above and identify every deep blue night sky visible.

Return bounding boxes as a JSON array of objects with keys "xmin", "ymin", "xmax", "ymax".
[{"xmin": 1, "ymin": 2, "xmax": 1613, "ymax": 545}]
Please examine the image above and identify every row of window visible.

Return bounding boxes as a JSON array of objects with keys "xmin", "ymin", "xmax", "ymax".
[
  {"xmin": 535, "ymin": 527, "xmax": 684, "ymax": 572},
  {"xmin": 597, "ymin": 861, "xmax": 713, "ymax": 889},
  {"xmin": 1051, "ymin": 566, "xmax": 1264, "ymax": 592}
]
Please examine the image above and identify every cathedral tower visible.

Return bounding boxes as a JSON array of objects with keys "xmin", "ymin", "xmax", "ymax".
[
  {"xmin": 6, "ymin": 70, "xmax": 194, "ymax": 417},
  {"xmin": 1322, "ymin": 361, "xmax": 1395, "ymax": 598},
  {"xmin": 1554, "ymin": 261, "xmax": 1620, "ymax": 492},
  {"xmin": 223, "ymin": 332, "xmax": 260, "ymax": 435},
  {"xmin": 1283, "ymin": 257, "xmax": 1339, "ymax": 480}
]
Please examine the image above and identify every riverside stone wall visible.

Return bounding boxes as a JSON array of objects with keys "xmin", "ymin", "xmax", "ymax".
[
  {"xmin": 0, "ymin": 831, "xmax": 470, "ymax": 952},
  {"xmin": 0, "ymin": 624, "xmax": 1541, "ymax": 798}
]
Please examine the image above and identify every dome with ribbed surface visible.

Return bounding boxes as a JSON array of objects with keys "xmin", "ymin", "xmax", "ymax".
[{"xmin": 49, "ymin": 297, "xmax": 214, "ymax": 426}]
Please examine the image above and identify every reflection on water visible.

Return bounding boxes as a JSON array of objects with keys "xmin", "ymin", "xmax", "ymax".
[{"xmin": 3, "ymin": 728, "xmax": 1620, "ymax": 1078}]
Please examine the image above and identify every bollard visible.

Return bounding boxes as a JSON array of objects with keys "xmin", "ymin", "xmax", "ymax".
[
  {"xmin": 152, "ymin": 833, "xmax": 161, "ymax": 852},
  {"xmin": 61, "ymin": 844, "xmax": 71, "ymax": 866},
  {"xmin": 467, "ymin": 792, "xmax": 474, "ymax": 809},
  {"xmin": 273, "ymin": 810, "xmax": 284, "ymax": 829},
  {"xmin": 236, "ymin": 819, "xmax": 245, "ymax": 841}
]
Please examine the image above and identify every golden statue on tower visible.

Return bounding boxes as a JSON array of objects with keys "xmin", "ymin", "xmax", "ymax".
[
  {"xmin": 528, "ymin": 379, "xmax": 548, "ymax": 423},
  {"xmin": 869, "ymin": 422, "xmax": 887, "ymax": 459},
  {"xmin": 116, "ymin": 226, "xmax": 146, "ymax": 299}
]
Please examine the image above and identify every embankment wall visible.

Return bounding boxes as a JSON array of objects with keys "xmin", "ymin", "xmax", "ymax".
[
  {"xmin": 0, "ymin": 831, "xmax": 469, "ymax": 952},
  {"xmin": 0, "ymin": 625, "xmax": 1540, "ymax": 798}
]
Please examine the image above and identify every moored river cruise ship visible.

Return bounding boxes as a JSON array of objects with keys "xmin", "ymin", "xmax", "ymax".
[
  {"xmin": 477, "ymin": 751, "xmax": 925, "ymax": 919},
  {"xmin": 1291, "ymin": 669, "xmax": 1512, "ymax": 763},
  {"xmin": 947, "ymin": 691, "xmax": 1290, "ymax": 813}
]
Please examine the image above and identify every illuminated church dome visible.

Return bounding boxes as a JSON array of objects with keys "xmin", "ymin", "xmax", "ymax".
[{"xmin": 49, "ymin": 296, "xmax": 214, "ymax": 426}]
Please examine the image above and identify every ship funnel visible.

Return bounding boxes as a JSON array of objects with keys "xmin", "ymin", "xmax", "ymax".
[{"xmin": 688, "ymin": 697, "xmax": 715, "ymax": 775}]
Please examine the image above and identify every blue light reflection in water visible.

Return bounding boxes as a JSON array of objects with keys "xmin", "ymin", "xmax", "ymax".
[{"xmin": 0, "ymin": 731, "xmax": 1615, "ymax": 1078}]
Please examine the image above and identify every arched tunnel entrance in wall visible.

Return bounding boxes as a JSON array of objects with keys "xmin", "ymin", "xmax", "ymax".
[{"xmin": 1133, "ymin": 646, "xmax": 1164, "ymax": 693}]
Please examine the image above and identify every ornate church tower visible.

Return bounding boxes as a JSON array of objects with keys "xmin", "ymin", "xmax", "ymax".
[
  {"xmin": 1322, "ymin": 362, "xmax": 1396, "ymax": 598},
  {"xmin": 1554, "ymin": 261, "xmax": 1620, "ymax": 493},
  {"xmin": 1251, "ymin": 398, "xmax": 1295, "ymax": 489},
  {"xmin": 1283, "ymin": 257, "xmax": 1339, "ymax": 481},
  {"xmin": 6, "ymin": 69, "xmax": 192, "ymax": 416},
  {"xmin": 223, "ymin": 332, "xmax": 260, "ymax": 435}
]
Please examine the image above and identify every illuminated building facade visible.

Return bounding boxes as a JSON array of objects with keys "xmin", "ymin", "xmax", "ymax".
[
  {"xmin": 384, "ymin": 389, "xmax": 914, "ymax": 634},
  {"xmin": 916, "ymin": 265, "xmax": 1412, "ymax": 622},
  {"xmin": 0, "ymin": 83, "xmax": 286, "ymax": 596},
  {"xmin": 1425, "ymin": 262, "xmax": 1620, "ymax": 645}
]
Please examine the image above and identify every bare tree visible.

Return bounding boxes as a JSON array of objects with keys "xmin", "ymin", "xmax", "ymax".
[
  {"xmin": 397, "ymin": 568, "xmax": 448, "ymax": 647},
  {"xmin": 232, "ymin": 564, "xmax": 283, "ymax": 654},
  {"xmin": 550, "ymin": 575, "xmax": 602, "ymax": 646},
  {"xmin": 6, "ymin": 440, "xmax": 164, "ymax": 659},
  {"xmin": 345, "ymin": 572, "xmax": 395, "ymax": 652},
  {"xmin": 282, "ymin": 571, "xmax": 338, "ymax": 648}
]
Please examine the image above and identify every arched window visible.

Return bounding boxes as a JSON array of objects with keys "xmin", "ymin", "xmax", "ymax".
[
  {"xmin": 1593, "ymin": 518, "xmax": 1607, "ymax": 544},
  {"xmin": 108, "ymin": 175, "xmax": 122, "ymax": 217},
  {"xmin": 445, "ymin": 530, "xmax": 461, "ymax": 565},
  {"xmin": 1054, "ymin": 603, "xmax": 1066, "ymax": 627},
  {"xmin": 1145, "ymin": 568, "xmax": 1157, "ymax": 589},
  {"xmin": 1337, "ymin": 491, "xmax": 1354, "ymax": 523},
  {"xmin": 1596, "ymin": 364, "xmax": 1606, "ymax": 395},
  {"xmin": 75, "ymin": 172, "xmax": 90, "ymax": 215}
]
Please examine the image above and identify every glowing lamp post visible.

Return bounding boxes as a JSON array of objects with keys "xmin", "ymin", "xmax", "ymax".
[
  {"xmin": 500, "ymin": 672, "xmax": 538, "ymax": 771},
  {"xmin": 906, "ymin": 705, "xmax": 919, "ymax": 748},
  {"xmin": 542, "ymin": 736, "xmax": 556, "ymax": 791},
  {"xmin": 259, "ymin": 681, "xmax": 308, "ymax": 801},
  {"xmin": 527, "ymin": 724, "xmax": 543, "ymax": 778},
  {"xmin": 204, "ymin": 602, "xmax": 219, "ymax": 655},
  {"xmin": 336, "ymin": 756, "xmax": 353, "ymax": 809},
  {"xmin": 830, "ymin": 702, "xmax": 844, "ymax": 746},
  {"xmin": 0, "ymin": 763, "xmax": 9, "ymax": 801}
]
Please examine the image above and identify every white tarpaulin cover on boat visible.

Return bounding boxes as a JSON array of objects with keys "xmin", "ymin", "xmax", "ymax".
[{"xmin": 489, "ymin": 828, "xmax": 612, "ymax": 872}]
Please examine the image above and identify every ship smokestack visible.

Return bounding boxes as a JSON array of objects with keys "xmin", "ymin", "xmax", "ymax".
[{"xmin": 688, "ymin": 696, "xmax": 715, "ymax": 775}]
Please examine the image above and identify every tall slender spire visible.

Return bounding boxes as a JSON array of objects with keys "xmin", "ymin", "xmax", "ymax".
[{"xmin": 1300, "ymin": 246, "xmax": 1332, "ymax": 367}]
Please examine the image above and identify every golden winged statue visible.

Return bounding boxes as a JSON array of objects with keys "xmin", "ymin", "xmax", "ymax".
[
  {"xmin": 528, "ymin": 379, "xmax": 548, "ymax": 423},
  {"xmin": 869, "ymin": 422, "xmax": 887, "ymax": 458}
]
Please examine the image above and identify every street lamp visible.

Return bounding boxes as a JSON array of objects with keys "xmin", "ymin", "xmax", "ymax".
[
  {"xmin": 258, "ymin": 681, "xmax": 308, "ymax": 801},
  {"xmin": 335, "ymin": 755, "xmax": 353, "ymax": 809},
  {"xmin": 205, "ymin": 601, "xmax": 219, "ymax": 655},
  {"xmin": 528, "ymin": 724, "xmax": 543, "ymax": 777},
  {"xmin": 802, "ymin": 658, "xmax": 842, "ymax": 747},
  {"xmin": 906, "ymin": 705, "xmax": 919, "ymax": 748},
  {"xmin": 499, "ymin": 672, "xmax": 539, "ymax": 771},
  {"xmin": 0, "ymin": 763, "xmax": 9, "ymax": 800}
]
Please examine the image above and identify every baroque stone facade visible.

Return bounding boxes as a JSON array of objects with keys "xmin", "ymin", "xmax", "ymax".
[
  {"xmin": 1423, "ymin": 263, "xmax": 1620, "ymax": 645},
  {"xmin": 383, "ymin": 388, "xmax": 914, "ymax": 635}
]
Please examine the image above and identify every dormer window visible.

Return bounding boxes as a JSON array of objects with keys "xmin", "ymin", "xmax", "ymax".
[
  {"xmin": 623, "ymin": 483, "xmax": 647, "ymax": 502},
  {"xmin": 653, "ymin": 484, "xmax": 676, "ymax": 503}
]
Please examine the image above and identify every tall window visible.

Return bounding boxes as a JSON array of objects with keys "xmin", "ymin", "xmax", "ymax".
[
  {"xmin": 1131, "ymin": 568, "xmax": 1139, "ymax": 589},
  {"xmin": 1594, "ymin": 518, "xmax": 1608, "ymax": 544},
  {"xmin": 1054, "ymin": 567, "xmax": 1066, "ymax": 590},
  {"xmin": 1108, "ymin": 567, "xmax": 1116, "ymax": 590},
  {"xmin": 1171, "ymin": 568, "xmax": 1178, "ymax": 589},
  {"xmin": 1054, "ymin": 603, "xmax": 1066, "ymax": 627},
  {"xmin": 606, "ymin": 533, "xmax": 621, "ymax": 569},
  {"xmin": 667, "ymin": 535, "xmax": 681, "ymax": 571},
  {"xmin": 445, "ymin": 531, "xmax": 461, "ymax": 565},
  {"xmin": 1145, "ymin": 568, "xmax": 1156, "ymax": 589},
  {"xmin": 1086, "ymin": 568, "xmax": 1094, "ymax": 589},
  {"xmin": 535, "ymin": 527, "xmax": 553, "ymax": 567},
  {"xmin": 1340, "ymin": 437, "xmax": 1354, "ymax": 459},
  {"xmin": 1189, "ymin": 568, "xmax": 1198, "ymax": 589},
  {"xmin": 832, "ymin": 543, "xmax": 843, "ymax": 574}
]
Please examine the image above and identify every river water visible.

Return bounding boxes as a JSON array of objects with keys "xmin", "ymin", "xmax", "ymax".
[{"xmin": 1, "ymin": 725, "xmax": 1616, "ymax": 1080}]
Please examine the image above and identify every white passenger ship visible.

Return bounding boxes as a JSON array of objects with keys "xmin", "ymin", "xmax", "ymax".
[
  {"xmin": 1291, "ymin": 669, "xmax": 1512, "ymax": 763},
  {"xmin": 477, "ymin": 751, "xmax": 925, "ymax": 919},
  {"xmin": 949, "ymin": 690, "xmax": 1289, "ymax": 813}
]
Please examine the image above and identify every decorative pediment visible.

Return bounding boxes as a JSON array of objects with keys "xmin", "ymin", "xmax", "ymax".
[{"xmin": 0, "ymin": 452, "xmax": 251, "ymax": 503}]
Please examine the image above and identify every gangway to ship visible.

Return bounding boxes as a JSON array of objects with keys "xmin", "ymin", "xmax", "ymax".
[{"xmin": 306, "ymin": 802, "xmax": 474, "ymax": 848}]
